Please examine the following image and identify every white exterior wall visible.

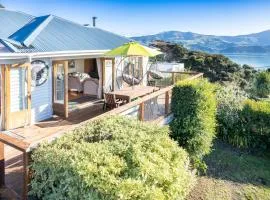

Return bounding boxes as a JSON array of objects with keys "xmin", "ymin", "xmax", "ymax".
[
  {"xmin": 156, "ymin": 62, "xmax": 185, "ymax": 72},
  {"xmin": 31, "ymin": 58, "xmax": 53, "ymax": 123},
  {"xmin": 9, "ymin": 59, "xmax": 53, "ymax": 124}
]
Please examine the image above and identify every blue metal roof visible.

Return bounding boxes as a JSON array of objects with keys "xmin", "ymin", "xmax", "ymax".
[
  {"xmin": 0, "ymin": 9, "xmax": 33, "ymax": 39},
  {"xmin": 18, "ymin": 16, "xmax": 130, "ymax": 53},
  {"xmin": 9, "ymin": 15, "xmax": 51, "ymax": 46},
  {"xmin": 0, "ymin": 9, "xmax": 130, "ymax": 53}
]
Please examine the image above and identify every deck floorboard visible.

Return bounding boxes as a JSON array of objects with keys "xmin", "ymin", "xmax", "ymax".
[{"xmin": 3, "ymin": 102, "xmax": 105, "ymax": 197}]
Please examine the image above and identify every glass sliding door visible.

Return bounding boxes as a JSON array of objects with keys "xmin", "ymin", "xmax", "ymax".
[
  {"xmin": 55, "ymin": 64, "xmax": 65, "ymax": 104},
  {"xmin": 52, "ymin": 61, "xmax": 68, "ymax": 118},
  {"xmin": 0, "ymin": 66, "xmax": 2, "ymax": 130},
  {"xmin": 3, "ymin": 63, "xmax": 31, "ymax": 130}
]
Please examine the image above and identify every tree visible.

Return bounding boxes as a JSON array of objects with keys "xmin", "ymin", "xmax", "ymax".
[
  {"xmin": 254, "ymin": 71, "xmax": 270, "ymax": 98},
  {"xmin": 150, "ymin": 41, "xmax": 257, "ymax": 89}
]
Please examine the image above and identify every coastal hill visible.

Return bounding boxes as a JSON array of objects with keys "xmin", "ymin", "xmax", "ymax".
[
  {"xmin": 131, "ymin": 30, "xmax": 270, "ymax": 53},
  {"xmin": 149, "ymin": 41, "xmax": 257, "ymax": 89}
]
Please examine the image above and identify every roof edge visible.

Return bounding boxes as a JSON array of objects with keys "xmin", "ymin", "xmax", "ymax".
[
  {"xmin": 0, "ymin": 39, "xmax": 17, "ymax": 52},
  {"xmin": 0, "ymin": 49, "xmax": 110, "ymax": 59}
]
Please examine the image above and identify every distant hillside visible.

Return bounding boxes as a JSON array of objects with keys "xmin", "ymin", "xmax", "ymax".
[
  {"xmin": 220, "ymin": 45, "xmax": 270, "ymax": 53},
  {"xmin": 150, "ymin": 41, "xmax": 257, "ymax": 89},
  {"xmin": 131, "ymin": 30, "xmax": 270, "ymax": 53}
]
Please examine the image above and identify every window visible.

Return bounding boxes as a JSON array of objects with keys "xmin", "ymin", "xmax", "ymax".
[
  {"xmin": 10, "ymin": 68, "xmax": 28, "ymax": 112},
  {"xmin": 55, "ymin": 64, "xmax": 65, "ymax": 104}
]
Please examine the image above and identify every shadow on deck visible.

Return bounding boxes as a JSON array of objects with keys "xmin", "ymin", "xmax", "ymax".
[{"xmin": 4, "ymin": 102, "xmax": 105, "ymax": 197}]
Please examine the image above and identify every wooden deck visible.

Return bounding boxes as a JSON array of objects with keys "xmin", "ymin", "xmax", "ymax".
[
  {"xmin": 4, "ymin": 102, "xmax": 105, "ymax": 197},
  {"xmin": 0, "ymin": 73, "xmax": 204, "ymax": 199}
]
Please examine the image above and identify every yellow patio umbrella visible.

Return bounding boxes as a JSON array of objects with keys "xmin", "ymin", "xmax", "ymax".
[
  {"xmin": 104, "ymin": 41, "xmax": 162, "ymax": 57},
  {"xmin": 104, "ymin": 41, "xmax": 162, "ymax": 88}
]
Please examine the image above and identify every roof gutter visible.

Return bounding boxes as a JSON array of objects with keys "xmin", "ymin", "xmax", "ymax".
[{"xmin": 0, "ymin": 49, "xmax": 110, "ymax": 60}]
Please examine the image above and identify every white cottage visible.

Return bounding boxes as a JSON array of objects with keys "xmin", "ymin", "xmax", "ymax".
[{"xmin": 0, "ymin": 8, "xmax": 149, "ymax": 130}]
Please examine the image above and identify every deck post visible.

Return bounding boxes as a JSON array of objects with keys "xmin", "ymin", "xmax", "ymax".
[
  {"xmin": 64, "ymin": 61, "xmax": 69, "ymax": 118},
  {"xmin": 139, "ymin": 102, "xmax": 145, "ymax": 121},
  {"xmin": 27, "ymin": 63, "xmax": 32, "ymax": 125},
  {"xmin": 172, "ymin": 72, "xmax": 175, "ymax": 85},
  {"xmin": 165, "ymin": 91, "xmax": 170, "ymax": 114},
  {"xmin": 112, "ymin": 58, "xmax": 115, "ymax": 91},
  {"xmin": 0, "ymin": 141, "xmax": 4, "ymax": 187},
  {"xmin": 101, "ymin": 58, "xmax": 105, "ymax": 96}
]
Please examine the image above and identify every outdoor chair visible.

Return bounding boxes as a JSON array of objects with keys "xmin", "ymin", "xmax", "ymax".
[{"xmin": 103, "ymin": 93, "xmax": 124, "ymax": 110}]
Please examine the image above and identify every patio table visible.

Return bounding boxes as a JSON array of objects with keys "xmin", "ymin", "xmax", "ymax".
[{"xmin": 109, "ymin": 86, "xmax": 159, "ymax": 103}]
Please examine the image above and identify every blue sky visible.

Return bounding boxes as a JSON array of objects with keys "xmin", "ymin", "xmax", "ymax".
[{"xmin": 2, "ymin": 0, "xmax": 270, "ymax": 36}]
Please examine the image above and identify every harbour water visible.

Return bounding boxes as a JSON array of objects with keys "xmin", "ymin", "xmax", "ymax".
[{"xmin": 223, "ymin": 53, "xmax": 270, "ymax": 70}]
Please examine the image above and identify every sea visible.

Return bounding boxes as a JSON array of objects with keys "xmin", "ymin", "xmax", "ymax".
[{"xmin": 222, "ymin": 53, "xmax": 270, "ymax": 70}]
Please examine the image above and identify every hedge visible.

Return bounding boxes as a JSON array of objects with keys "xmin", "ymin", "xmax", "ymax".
[
  {"xmin": 170, "ymin": 79, "xmax": 217, "ymax": 169},
  {"xmin": 220, "ymin": 99, "xmax": 270, "ymax": 150},
  {"xmin": 30, "ymin": 116, "xmax": 195, "ymax": 200},
  {"xmin": 216, "ymin": 84, "xmax": 247, "ymax": 144},
  {"xmin": 253, "ymin": 71, "xmax": 270, "ymax": 98}
]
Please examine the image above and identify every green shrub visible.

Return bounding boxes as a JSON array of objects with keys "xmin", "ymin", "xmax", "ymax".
[
  {"xmin": 30, "ymin": 116, "xmax": 195, "ymax": 200},
  {"xmin": 221, "ymin": 99, "xmax": 270, "ymax": 150},
  {"xmin": 170, "ymin": 79, "xmax": 217, "ymax": 170},
  {"xmin": 253, "ymin": 71, "xmax": 270, "ymax": 98},
  {"xmin": 216, "ymin": 84, "xmax": 248, "ymax": 140}
]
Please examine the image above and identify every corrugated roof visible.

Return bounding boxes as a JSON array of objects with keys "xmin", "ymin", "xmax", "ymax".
[
  {"xmin": 1, "ymin": 11, "xmax": 130, "ymax": 53},
  {"xmin": 9, "ymin": 15, "xmax": 52, "ymax": 46},
  {"xmin": 0, "ymin": 9, "xmax": 33, "ymax": 39}
]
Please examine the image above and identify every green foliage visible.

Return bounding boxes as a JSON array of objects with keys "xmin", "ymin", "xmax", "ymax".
[
  {"xmin": 253, "ymin": 71, "xmax": 270, "ymax": 98},
  {"xmin": 150, "ymin": 42, "xmax": 257, "ymax": 90},
  {"xmin": 216, "ymin": 84, "xmax": 248, "ymax": 141},
  {"xmin": 188, "ymin": 140, "xmax": 270, "ymax": 200},
  {"xmin": 219, "ymin": 99, "xmax": 270, "ymax": 150},
  {"xmin": 30, "ymin": 116, "xmax": 195, "ymax": 200},
  {"xmin": 170, "ymin": 79, "xmax": 217, "ymax": 171}
]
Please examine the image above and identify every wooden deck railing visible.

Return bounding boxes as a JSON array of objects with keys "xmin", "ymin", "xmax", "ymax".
[
  {"xmin": 0, "ymin": 71, "xmax": 203, "ymax": 200},
  {"xmin": 0, "ymin": 134, "xmax": 30, "ymax": 200},
  {"xmin": 89, "ymin": 72, "xmax": 203, "ymax": 122}
]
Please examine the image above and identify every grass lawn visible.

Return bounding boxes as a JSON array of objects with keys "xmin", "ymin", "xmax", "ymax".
[{"xmin": 188, "ymin": 140, "xmax": 270, "ymax": 200}]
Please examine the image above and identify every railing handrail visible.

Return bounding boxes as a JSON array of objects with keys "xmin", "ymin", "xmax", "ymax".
[
  {"xmin": 0, "ymin": 133, "xmax": 30, "ymax": 152},
  {"xmin": 86, "ymin": 72, "xmax": 203, "ymax": 119},
  {"xmin": 27, "ymin": 72, "xmax": 203, "ymax": 150},
  {"xmin": 158, "ymin": 71, "xmax": 199, "ymax": 75},
  {"xmin": 0, "ymin": 72, "xmax": 204, "ymax": 151}
]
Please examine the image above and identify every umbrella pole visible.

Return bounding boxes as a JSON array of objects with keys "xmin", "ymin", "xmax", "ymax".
[{"xmin": 132, "ymin": 57, "xmax": 135, "ymax": 89}]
